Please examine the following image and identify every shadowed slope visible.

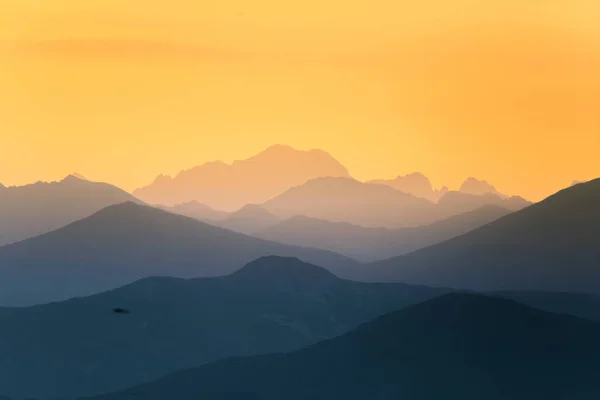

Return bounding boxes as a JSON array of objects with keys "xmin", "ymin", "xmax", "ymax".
[
  {"xmin": 355, "ymin": 178, "xmax": 600, "ymax": 293},
  {"xmin": 0, "ymin": 203, "xmax": 357, "ymax": 306},
  {"xmin": 0, "ymin": 175, "xmax": 142, "ymax": 246},
  {"xmin": 89, "ymin": 293, "xmax": 600, "ymax": 400},
  {"xmin": 0, "ymin": 256, "xmax": 447, "ymax": 398}
]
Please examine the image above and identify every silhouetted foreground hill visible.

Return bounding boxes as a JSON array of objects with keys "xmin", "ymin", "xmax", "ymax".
[
  {"xmin": 133, "ymin": 145, "xmax": 351, "ymax": 210},
  {"xmin": 88, "ymin": 293, "xmax": 600, "ymax": 400},
  {"xmin": 257, "ymin": 205, "xmax": 510, "ymax": 261},
  {"xmin": 0, "ymin": 257, "xmax": 449, "ymax": 398},
  {"xmin": 495, "ymin": 291, "xmax": 600, "ymax": 321},
  {"xmin": 353, "ymin": 178, "xmax": 600, "ymax": 293},
  {"xmin": 0, "ymin": 203, "xmax": 357, "ymax": 306},
  {"xmin": 0, "ymin": 175, "xmax": 141, "ymax": 246}
]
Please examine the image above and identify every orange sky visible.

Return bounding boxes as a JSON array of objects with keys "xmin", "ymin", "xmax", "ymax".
[{"xmin": 0, "ymin": 0, "xmax": 599, "ymax": 201}]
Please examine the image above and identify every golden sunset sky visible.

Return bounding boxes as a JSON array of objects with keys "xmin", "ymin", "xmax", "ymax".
[{"xmin": 0, "ymin": 0, "xmax": 598, "ymax": 200}]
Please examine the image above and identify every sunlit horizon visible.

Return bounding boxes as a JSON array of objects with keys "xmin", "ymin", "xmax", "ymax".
[{"xmin": 1, "ymin": 0, "xmax": 599, "ymax": 201}]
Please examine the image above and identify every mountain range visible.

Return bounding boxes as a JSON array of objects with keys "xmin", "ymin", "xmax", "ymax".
[
  {"xmin": 133, "ymin": 144, "xmax": 530, "ymax": 224},
  {"xmin": 3, "ymin": 257, "xmax": 600, "ymax": 399},
  {"xmin": 261, "ymin": 177, "xmax": 530, "ymax": 228},
  {"xmin": 368, "ymin": 172, "xmax": 447, "ymax": 202},
  {"xmin": 0, "ymin": 203, "xmax": 356, "ymax": 306},
  {"xmin": 369, "ymin": 175, "xmax": 509, "ymax": 203},
  {"xmin": 349, "ymin": 178, "xmax": 600, "ymax": 293},
  {"xmin": 459, "ymin": 177, "xmax": 507, "ymax": 197},
  {"xmin": 88, "ymin": 293, "xmax": 600, "ymax": 400},
  {"xmin": 133, "ymin": 145, "xmax": 351, "ymax": 210},
  {"xmin": 437, "ymin": 190, "xmax": 529, "ymax": 214},
  {"xmin": 0, "ymin": 257, "xmax": 449, "ymax": 399},
  {"xmin": 0, "ymin": 175, "xmax": 141, "ymax": 246},
  {"xmin": 256, "ymin": 205, "xmax": 511, "ymax": 261},
  {"xmin": 261, "ymin": 177, "xmax": 437, "ymax": 228}
]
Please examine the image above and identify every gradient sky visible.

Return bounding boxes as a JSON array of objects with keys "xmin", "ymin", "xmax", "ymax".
[{"xmin": 1, "ymin": 0, "xmax": 599, "ymax": 201}]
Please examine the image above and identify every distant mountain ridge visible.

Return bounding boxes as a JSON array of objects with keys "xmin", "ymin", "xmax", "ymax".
[
  {"xmin": 256, "ymin": 205, "xmax": 511, "ymax": 261},
  {"xmin": 89, "ymin": 293, "xmax": 600, "ymax": 400},
  {"xmin": 262, "ymin": 177, "xmax": 437, "ymax": 228},
  {"xmin": 368, "ymin": 172, "xmax": 441, "ymax": 202},
  {"xmin": 368, "ymin": 174, "xmax": 514, "ymax": 203},
  {"xmin": 0, "ymin": 175, "xmax": 142, "ymax": 246},
  {"xmin": 133, "ymin": 145, "xmax": 351, "ymax": 210},
  {"xmin": 215, "ymin": 204, "xmax": 281, "ymax": 234},
  {"xmin": 0, "ymin": 202, "xmax": 357, "ymax": 306},
  {"xmin": 349, "ymin": 178, "xmax": 600, "ymax": 293},
  {"xmin": 262, "ymin": 177, "xmax": 530, "ymax": 228},
  {"xmin": 459, "ymin": 177, "xmax": 507, "ymax": 198},
  {"xmin": 437, "ymin": 191, "xmax": 531, "ymax": 214}
]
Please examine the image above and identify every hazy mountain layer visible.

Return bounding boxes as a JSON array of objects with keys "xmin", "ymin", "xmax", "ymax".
[
  {"xmin": 0, "ymin": 203, "xmax": 357, "ymax": 306},
  {"xmin": 350, "ymin": 178, "xmax": 600, "ymax": 293},
  {"xmin": 256, "ymin": 205, "xmax": 511, "ymax": 261},
  {"xmin": 262, "ymin": 177, "xmax": 530, "ymax": 228},
  {"xmin": 0, "ymin": 175, "xmax": 141, "ymax": 246},
  {"xmin": 133, "ymin": 145, "xmax": 351, "ymax": 210}
]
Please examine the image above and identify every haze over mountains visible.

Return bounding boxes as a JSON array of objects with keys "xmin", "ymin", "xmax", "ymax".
[
  {"xmin": 132, "ymin": 145, "xmax": 532, "ymax": 223},
  {"xmin": 0, "ymin": 203, "xmax": 356, "ymax": 306},
  {"xmin": 261, "ymin": 176, "xmax": 530, "ymax": 229},
  {"xmin": 351, "ymin": 178, "xmax": 600, "ymax": 293},
  {"xmin": 459, "ymin": 177, "xmax": 507, "ymax": 198},
  {"xmin": 256, "ymin": 205, "xmax": 511, "ymax": 261},
  {"xmin": 368, "ymin": 172, "xmax": 447, "ymax": 202},
  {"xmin": 215, "ymin": 204, "xmax": 281, "ymax": 234},
  {"xmin": 437, "ymin": 190, "xmax": 530, "ymax": 215},
  {"xmin": 160, "ymin": 201, "xmax": 229, "ymax": 222},
  {"xmin": 1, "ymin": 143, "xmax": 598, "ymax": 400},
  {"xmin": 0, "ymin": 145, "xmax": 535, "ymax": 238},
  {"xmin": 261, "ymin": 177, "xmax": 438, "ymax": 228},
  {"xmin": 0, "ymin": 175, "xmax": 141, "ymax": 246},
  {"xmin": 133, "ymin": 145, "xmax": 351, "ymax": 211},
  {"xmin": 90, "ymin": 293, "xmax": 600, "ymax": 400},
  {"xmin": 4, "ymin": 257, "xmax": 600, "ymax": 399},
  {"xmin": 369, "ymin": 174, "xmax": 510, "ymax": 203}
]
